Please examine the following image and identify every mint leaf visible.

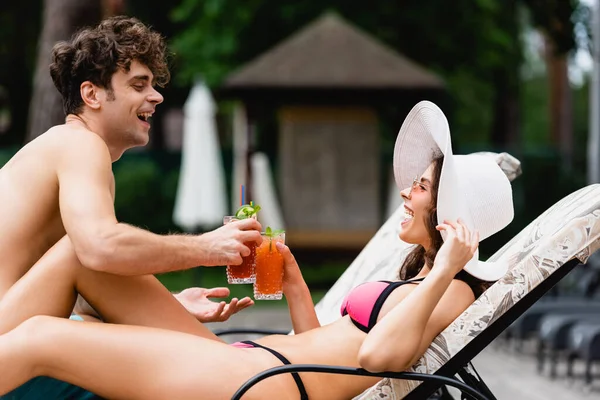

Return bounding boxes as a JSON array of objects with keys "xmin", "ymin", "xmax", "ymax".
[{"xmin": 234, "ymin": 203, "xmax": 261, "ymax": 219}]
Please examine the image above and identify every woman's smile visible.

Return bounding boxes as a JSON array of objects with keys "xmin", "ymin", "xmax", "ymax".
[{"xmin": 401, "ymin": 206, "xmax": 414, "ymax": 227}]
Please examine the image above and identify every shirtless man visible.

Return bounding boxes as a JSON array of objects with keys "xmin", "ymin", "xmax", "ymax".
[{"xmin": 0, "ymin": 16, "xmax": 261, "ymax": 321}]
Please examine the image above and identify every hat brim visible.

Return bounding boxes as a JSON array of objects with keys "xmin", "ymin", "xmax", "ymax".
[
  {"xmin": 463, "ymin": 249, "xmax": 509, "ymax": 281},
  {"xmin": 393, "ymin": 101, "xmax": 451, "ymax": 191},
  {"xmin": 393, "ymin": 101, "xmax": 511, "ymax": 283}
]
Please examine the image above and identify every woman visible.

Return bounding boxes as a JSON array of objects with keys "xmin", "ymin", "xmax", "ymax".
[{"xmin": 0, "ymin": 101, "xmax": 514, "ymax": 400}]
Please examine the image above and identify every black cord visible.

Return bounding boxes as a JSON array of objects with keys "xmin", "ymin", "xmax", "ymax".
[{"xmin": 231, "ymin": 365, "xmax": 491, "ymax": 400}]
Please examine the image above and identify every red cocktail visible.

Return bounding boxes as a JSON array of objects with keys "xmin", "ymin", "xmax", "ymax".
[{"xmin": 223, "ymin": 215, "xmax": 257, "ymax": 284}]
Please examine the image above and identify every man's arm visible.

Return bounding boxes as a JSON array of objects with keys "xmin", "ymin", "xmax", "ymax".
[{"xmin": 57, "ymin": 132, "xmax": 261, "ymax": 275}]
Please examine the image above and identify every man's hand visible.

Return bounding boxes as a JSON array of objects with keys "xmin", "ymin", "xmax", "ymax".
[
  {"xmin": 174, "ymin": 287, "xmax": 254, "ymax": 323},
  {"xmin": 197, "ymin": 219, "xmax": 262, "ymax": 266}
]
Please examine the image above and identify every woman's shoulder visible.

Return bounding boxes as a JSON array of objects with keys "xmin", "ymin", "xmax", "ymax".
[
  {"xmin": 448, "ymin": 276, "xmax": 477, "ymax": 302},
  {"xmin": 453, "ymin": 270, "xmax": 489, "ymax": 299}
]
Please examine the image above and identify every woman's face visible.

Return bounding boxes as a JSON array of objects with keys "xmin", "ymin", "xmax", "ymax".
[{"xmin": 398, "ymin": 162, "xmax": 435, "ymax": 250}]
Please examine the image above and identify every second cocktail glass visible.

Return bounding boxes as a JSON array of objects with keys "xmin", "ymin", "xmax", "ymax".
[
  {"xmin": 223, "ymin": 215, "xmax": 257, "ymax": 284},
  {"xmin": 254, "ymin": 229, "xmax": 285, "ymax": 300}
]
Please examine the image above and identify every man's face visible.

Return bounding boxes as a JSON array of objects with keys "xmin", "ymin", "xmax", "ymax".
[{"xmin": 98, "ymin": 60, "xmax": 164, "ymax": 148}]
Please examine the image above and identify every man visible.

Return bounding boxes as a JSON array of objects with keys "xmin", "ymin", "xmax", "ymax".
[
  {"xmin": 0, "ymin": 16, "xmax": 260, "ymax": 324},
  {"xmin": 0, "ymin": 15, "xmax": 263, "ymax": 400}
]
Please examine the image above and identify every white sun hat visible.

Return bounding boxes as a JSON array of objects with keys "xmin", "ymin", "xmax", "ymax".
[{"xmin": 393, "ymin": 101, "xmax": 514, "ymax": 281}]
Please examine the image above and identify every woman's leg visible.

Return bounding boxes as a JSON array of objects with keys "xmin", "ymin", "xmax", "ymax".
[
  {"xmin": 0, "ymin": 316, "xmax": 289, "ymax": 400},
  {"xmin": 0, "ymin": 236, "xmax": 219, "ymax": 340}
]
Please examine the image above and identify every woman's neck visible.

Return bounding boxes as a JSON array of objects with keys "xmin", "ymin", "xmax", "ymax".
[{"xmin": 414, "ymin": 263, "xmax": 432, "ymax": 279}]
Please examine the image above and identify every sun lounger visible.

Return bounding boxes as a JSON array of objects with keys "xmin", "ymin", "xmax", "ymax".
[{"xmin": 231, "ymin": 184, "xmax": 600, "ymax": 400}]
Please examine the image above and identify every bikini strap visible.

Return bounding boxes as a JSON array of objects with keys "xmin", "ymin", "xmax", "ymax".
[
  {"xmin": 404, "ymin": 277, "xmax": 425, "ymax": 284},
  {"xmin": 240, "ymin": 341, "xmax": 309, "ymax": 400}
]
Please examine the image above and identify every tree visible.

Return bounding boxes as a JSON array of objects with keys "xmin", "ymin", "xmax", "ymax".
[
  {"xmin": 522, "ymin": 0, "xmax": 582, "ymax": 170},
  {"xmin": 26, "ymin": 0, "xmax": 127, "ymax": 142},
  {"xmin": 169, "ymin": 0, "xmax": 525, "ymax": 149},
  {"xmin": 0, "ymin": 1, "xmax": 43, "ymax": 147},
  {"xmin": 126, "ymin": 0, "xmax": 186, "ymax": 150},
  {"xmin": 26, "ymin": 0, "xmax": 102, "ymax": 142},
  {"xmin": 490, "ymin": 0, "xmax": 523, "ymax": 150}
]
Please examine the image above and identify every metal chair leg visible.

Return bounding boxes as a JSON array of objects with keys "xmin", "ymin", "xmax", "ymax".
[
  {"xmin": 584, "ymin": 358, "xmax": 593, "ymax": 385},
  {"xmin": 549, "ymin": 348, "xmax": 558, "ymax": 379},
  {"xmin": 566, "ymin": 352, "xmax": 576, "ymax": 379},
  {"xmin": 536, "ymin": 339, "xmax": 545, "ymax": 374}
]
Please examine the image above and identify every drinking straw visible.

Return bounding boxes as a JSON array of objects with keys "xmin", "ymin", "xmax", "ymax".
[{"xmin": 241, "ymin": 185, "xmax": 245, "ymax": 206}]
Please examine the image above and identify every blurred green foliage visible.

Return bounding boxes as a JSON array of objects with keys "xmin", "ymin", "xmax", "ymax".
[
  {"xmin": 113, "ymin": 155, "xmax": 180, "ymax": 234},
  {"xmin": 0, "ymin": 143, "xmax": 588, "ymax": 296},
  {"xmin": 522, "ymin": 0, "xmax": 579, "ymax": 53},
  {"xmin": 520, "ymin": 73, "xmax": 590, "ymax": 172},
  {"xmin": 110, "ymin": 147, "xmax": 587, "ymax": 292},
  {"xmin": 0, "ymin": 1, "xmax": 43, "ymax": 146},
  {"xmin": 157, "ymin": 266, "xmax": 329, "ymax": 307},
  {"xmin": 0, "ymin": 0, "xmax": 593, "ymax": 296},
  {"xmin": 168, "ymin": 0, "xmax": 584, "ymax": 148},
  {"xmin": 170, "ymin": 0, "xmax": 521, "ymax": 87}
]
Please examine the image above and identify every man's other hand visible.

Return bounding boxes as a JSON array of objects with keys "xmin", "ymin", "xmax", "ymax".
[{"xmin": 174, "ymin": 287, "xmax": 254, "ymax": 323}]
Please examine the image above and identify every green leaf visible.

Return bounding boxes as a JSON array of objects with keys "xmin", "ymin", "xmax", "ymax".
[
  {"xmin": 234, "ymin": 203, "xmax": 261, "ymax": 219},
  {"xmin": 263, "ymin": 226, "xmax": 285, "ymax": 238}
]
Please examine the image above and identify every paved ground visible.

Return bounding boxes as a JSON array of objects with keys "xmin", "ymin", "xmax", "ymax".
[
  {"xmin": 467, "ymin": 344, "xmax": 599, "ymax": 400},
  {"xmin": 206, "ymin": 307, "xmax": 600, "ymax": 399}
]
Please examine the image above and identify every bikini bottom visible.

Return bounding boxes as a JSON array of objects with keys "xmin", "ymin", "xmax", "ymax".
[{"xmin": 231, "ymin": 340, "xmax": 308, "ymax": 400}]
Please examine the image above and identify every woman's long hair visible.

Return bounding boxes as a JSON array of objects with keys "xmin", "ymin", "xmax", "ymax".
[{"xmin": 397, "ymin": 156, "xmax": 490, "ymax": 298}]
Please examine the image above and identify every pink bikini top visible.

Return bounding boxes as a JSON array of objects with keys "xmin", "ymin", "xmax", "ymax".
[{"xmin": 340, "ymin": 278, "xmax": 424, "ymax": 333}]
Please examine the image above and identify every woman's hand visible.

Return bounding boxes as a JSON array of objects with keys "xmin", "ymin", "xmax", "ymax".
[
  {"xmin": 434, "ymin": 219, "xmax": 479, "ymax": 276},
  {"xmin": 276, "ymin": 242, "xmax": 320, "ymax": 333},
  {"xmin": 276, "ymin": 242, "xmax": 309, "ymax": 296}
]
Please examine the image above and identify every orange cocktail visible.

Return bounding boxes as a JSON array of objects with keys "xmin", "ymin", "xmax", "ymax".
[
  {"xmin": 253, "ymin": 229, "xmax": 285, "ymax": 300},
  {"xmin": 223, "ymin": 215, "xmax": 257, "ymax": 284}
]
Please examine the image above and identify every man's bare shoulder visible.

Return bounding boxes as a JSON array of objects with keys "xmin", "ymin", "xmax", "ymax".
[
  {"xmin": 1, "ymin": 125, "xmax": 107, "ymax": 173},
  {"xmin": 48, "ymin": 124, "xmax": 109, "ymax": 151},
  {"xmin": 43, "ymin": 124, "xmax": 112, "ymax": 164}
]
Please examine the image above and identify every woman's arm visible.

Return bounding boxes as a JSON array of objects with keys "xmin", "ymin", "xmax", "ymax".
[
  {"xmin": 359, "ymin": 270, "xmax": 473, "ymax": 372},
  {"xmin": 358, "ymin": 219, "xmax": 478, "ymax": 372},
  {"xmin": 278, "ymin": 243, "xmax": 320, "ymax": 333}
]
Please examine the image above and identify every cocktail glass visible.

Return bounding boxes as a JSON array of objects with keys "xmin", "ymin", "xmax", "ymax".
[
  {"xmin": 253, "ymin": 230, "xmax": 285, "ymax": 300},
  {"xmin": 223, "ymin": 215, "xmax": 257, "ymax": 284}
]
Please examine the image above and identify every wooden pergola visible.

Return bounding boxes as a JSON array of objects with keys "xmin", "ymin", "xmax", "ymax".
[{"xmin": 219, "ymin": 12, "xmax": 446, "ymax": 251}]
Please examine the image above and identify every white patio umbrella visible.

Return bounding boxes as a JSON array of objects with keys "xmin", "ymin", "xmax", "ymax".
[
  {"xmin": 231, "ymin": 103, "xmax": 248, "ymax": 212},
  {"xmin": 250, "ymin": 152, "xmax": 286, "ymax": 231},
  {"xmin": 173, "ymin": 80, "xmax": 227, "ymax": 232}
]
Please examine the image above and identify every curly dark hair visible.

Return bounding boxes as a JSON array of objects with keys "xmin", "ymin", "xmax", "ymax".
[
  {"xmin": 397, "ymin": 156, "xmax": 491, "ymax": 299},
  {"xmin": 49, "ymin": 16, "xmax": 170, "ymax": 116}
]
